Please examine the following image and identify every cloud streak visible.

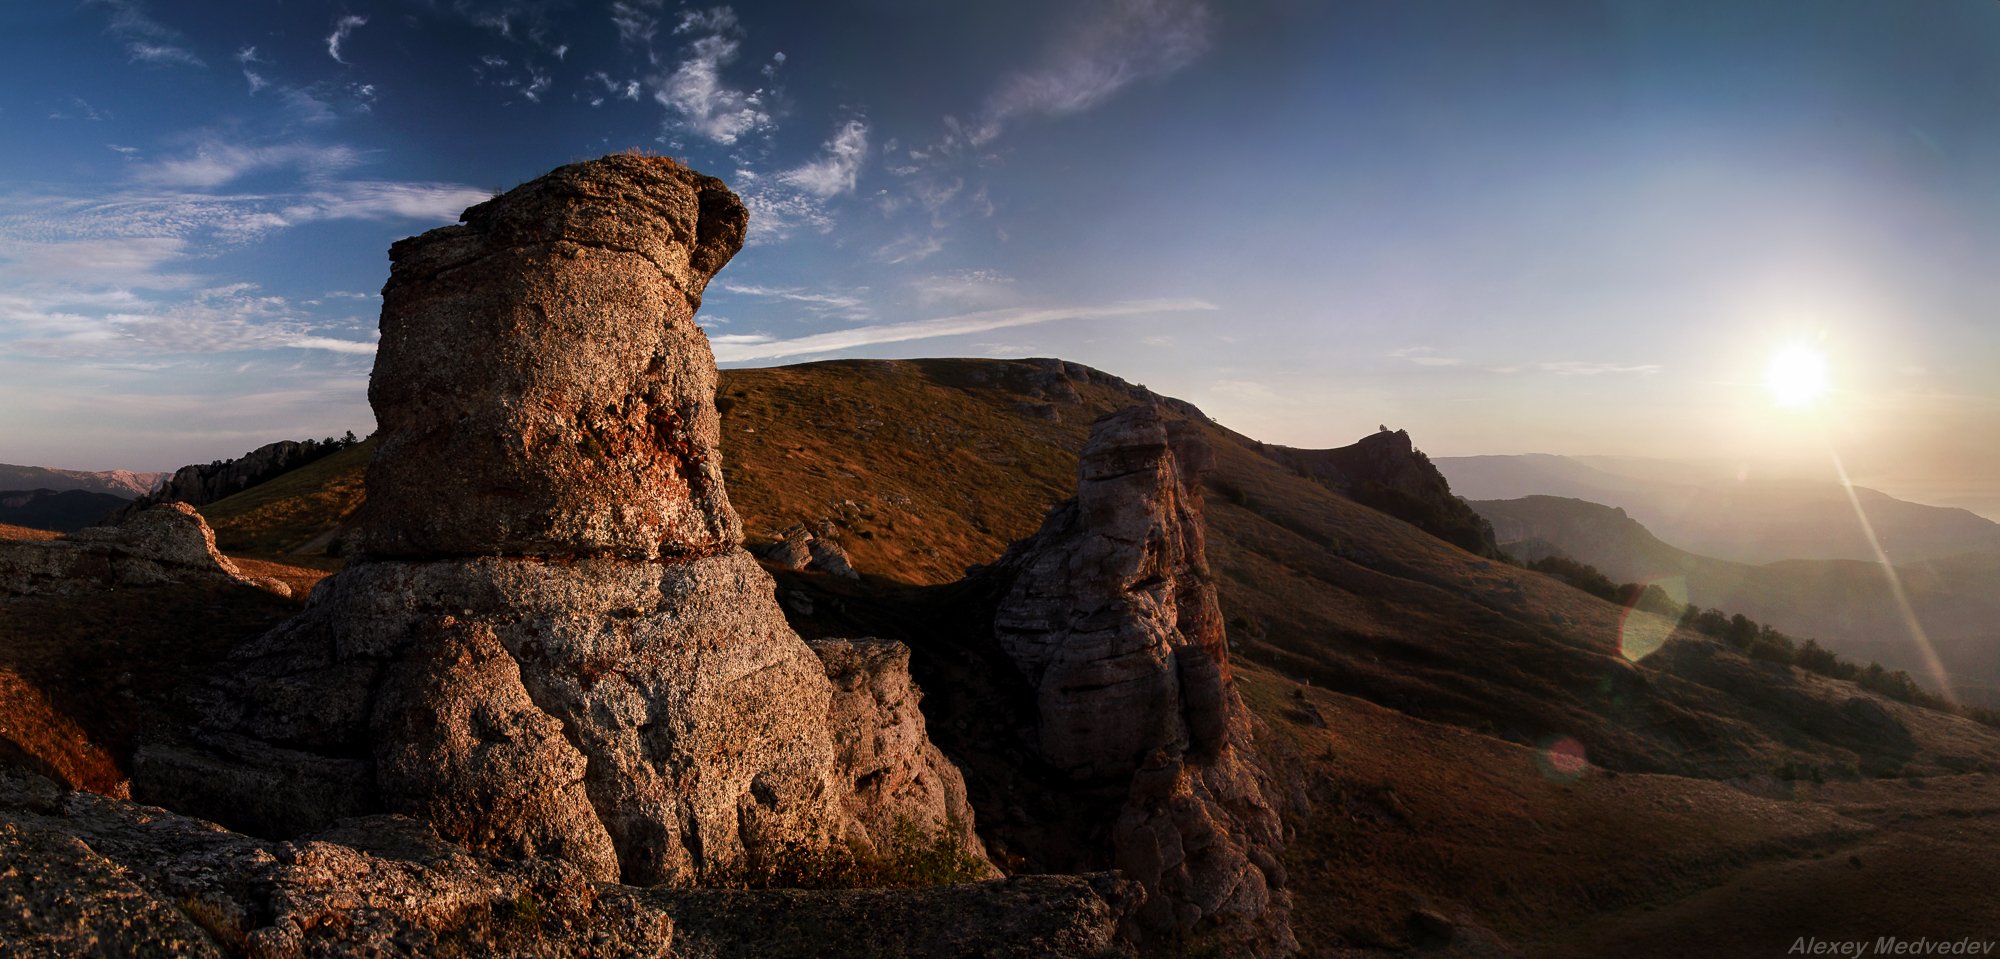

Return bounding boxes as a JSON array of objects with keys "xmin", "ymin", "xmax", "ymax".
[
  {"xmin": 710, "ymin": 298, "xmax": 1216, "ymax": 363},
  {"xmin": 975, "ymin": 0, "xmax": 1210, "ymax": 143}
]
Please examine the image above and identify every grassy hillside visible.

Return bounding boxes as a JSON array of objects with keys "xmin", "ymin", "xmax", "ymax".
[{"xmin": 202, "ymin": 438, "xmax": 374, "ymax": 560}]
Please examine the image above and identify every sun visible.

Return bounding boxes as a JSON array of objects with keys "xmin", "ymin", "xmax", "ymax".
[{"xmin": 1764, "ymin": 342, "xmax": 1831, "ymax": 410}]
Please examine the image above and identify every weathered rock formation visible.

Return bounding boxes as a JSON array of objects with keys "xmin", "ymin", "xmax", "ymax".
[
  {"xmin": 992, "ymin": 406, "xmax": 1294, "ymax": 955},
  {"xmin": 1, "ymin": 763, "xmax": 1131, "ymax": 959},
  {"xmin": 134, "ymin": 154, "xmax": 987, "ymax": 887},
  {"xmin": 810, "ymin": 638, "xmax": 992, "ymax": 869},
  {"xmin": 1263, "ymin": 428, "xmax": 1499, "ymax": 557},
  {"xmin": 0, "ymin": 503, "xmax": 286, "ymax": 598}
]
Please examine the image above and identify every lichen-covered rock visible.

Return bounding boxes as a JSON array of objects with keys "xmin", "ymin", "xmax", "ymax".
[
  {"xmin": 992, "ymin": 406, "xmax": 1294, "ymax": 956},
  {"xmin": 359, "ymin": 154, "xmax": 748, "ymax": 561},
  {"xmin": 0, "ymin": 503, "xmax": 285, "ymax": 598},
  {"xmin": 809, "ymin": 638, "xmax": 994, "ymax": 873}
]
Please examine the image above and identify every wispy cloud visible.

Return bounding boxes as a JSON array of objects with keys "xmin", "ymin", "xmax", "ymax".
[
  {"xmin": 1390, "ymin": 346, "xmax": 1465, "ymax": 367},
  {"xmin": 1539, "ymin": 360, "xmax": 1664, "ymax": 376},
  {"xmin": 650, "ymin": 6, "xmax": 775, "ymax": 145},
  {"xmin": 718, "ymin": 282, "xmax": 868, "ymax": 312},
  {"xmin": 710, "ymin": 298, "xmax": 1216, "ymax": 363},
  {"xmin": 133, "ymin": 141, "xmax": 365, "ymax": 189},
  {"xmin": 89, "ymin": 0, "xmax": 204, "ymax": 67},
  {"xmin": 909, "ymin": 269, "xmax": 1016, "ymax": 307},
  {"xmin": 327, "ymin": 15, "xmax": 368, "ymax": 65},
  {"xmin": 236, "ymin": 46, "xmax": 269, "ymax": 93},
  {"xmin": 780, "ymin": 120, "xmax": 870, "ymax": 198},
  {"xmin": 974, "ymin": 0, "xmax": 1210, "ymax": 143}
]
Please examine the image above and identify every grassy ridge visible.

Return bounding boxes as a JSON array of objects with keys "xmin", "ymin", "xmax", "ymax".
[{"xmin": 203, "ymin": 439, "xmax": 374, "ymax": 558}]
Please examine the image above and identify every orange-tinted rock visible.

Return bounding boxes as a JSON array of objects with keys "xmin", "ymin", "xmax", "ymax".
[{"xmin": 360, "ymin": 154, "xmax": 748, "ymax": 560}]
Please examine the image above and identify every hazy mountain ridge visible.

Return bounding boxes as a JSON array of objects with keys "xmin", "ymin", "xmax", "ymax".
[
  {"xmin": 0, "ymin": 464, "xmax": 166, "ymax": 499},
  {"xmin": 1438, "ymin": 453, "xmax": 2000, "ymax": 566},
  {"xmin": 1472, "ymin": 494, "xmax": 2000, "ymax": 706}
]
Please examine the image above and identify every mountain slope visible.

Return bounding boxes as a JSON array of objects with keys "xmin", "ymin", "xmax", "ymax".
[
  {"xmin": 0, "ymin": 489, "xmax": 129, "ymax": 532},
  {"xmin": 1438, "ymin": 453, "xmax": 2000, "ymax": 565},
  {"xmin": 1473, "ymin": 495, "xmax": 2000, "ymax": 706}
]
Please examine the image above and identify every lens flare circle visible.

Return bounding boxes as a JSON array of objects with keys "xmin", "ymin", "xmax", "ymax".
[
  {"xmin": 1764, "ymin": 342, "xmax": 1831, "ymax": 410},
  {"xmin": 1536, "ymin": 736, "xmax": 1590, "ymax": 782}
]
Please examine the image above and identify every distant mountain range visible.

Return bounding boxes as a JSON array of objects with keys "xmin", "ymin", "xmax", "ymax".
[
  {"xmin": 1472, "ymin": 494, "xmax": 2000, "ymax": 706},
  {"xmin": 0, "ymin": 464, "xmax": 167, "ymax": 499},
  {"xmin": 1436, "ymin": 453, "xmax": 2000, "ymax": 566}
]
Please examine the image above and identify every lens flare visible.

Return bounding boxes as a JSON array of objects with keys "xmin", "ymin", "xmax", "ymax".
[
  {"xmin": 1617, "ymin": 575, "xmax": 1686, "ymax": 663},
  {"xmin": 1536, "ymin": 736, "xmax": 1589, "ymax": 782},
  {"xmin": 1764, "ymin": 342, "xmax": 1831, "ymax": 410}
]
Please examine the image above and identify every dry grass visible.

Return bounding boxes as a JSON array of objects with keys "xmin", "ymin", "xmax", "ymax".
[
  {"xmin": 0, "ymin": 523, "xmax": 62, "ymax": 542},
  {"xmin": 204, "ymin": 439, "xmax": 373, "ymax": 557}
]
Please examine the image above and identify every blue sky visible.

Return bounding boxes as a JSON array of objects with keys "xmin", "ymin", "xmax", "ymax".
[{"xmin": 3, "ymin": 1, "xmax": 1998, "ymax": 516}]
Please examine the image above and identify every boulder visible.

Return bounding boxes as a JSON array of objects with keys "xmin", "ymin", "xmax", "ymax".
[{"xmin": 0, "ymin": 503, "xmax": 285, "ymax": 598}]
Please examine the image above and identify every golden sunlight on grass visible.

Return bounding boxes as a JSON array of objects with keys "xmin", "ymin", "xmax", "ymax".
[{"xmin": 1764, "ymin": 341, "xmax": 1832, "ymax": 410}]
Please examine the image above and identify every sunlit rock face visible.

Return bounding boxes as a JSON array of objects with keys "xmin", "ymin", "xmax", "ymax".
[
  {"xmin": 993, "ymin": 406, "xmax": 1295, "ymax": 956},
  {"xmin": 361, "ymin": 154, "xmax": 747, "ymax": 560},
  {"xmin": 135, "ymin": 155, "xmax": 988, "ymax": 886}
]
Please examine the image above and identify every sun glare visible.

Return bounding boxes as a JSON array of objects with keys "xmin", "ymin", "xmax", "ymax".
[{"xmin": 1763, "ymin": 342, "xmax": 1831, "ymax": 410}]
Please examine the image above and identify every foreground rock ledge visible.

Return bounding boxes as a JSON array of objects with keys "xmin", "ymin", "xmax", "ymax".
[
  {"xmin": 1, "ymin": 765, "xmax": 1133, "ymax": 959},
  {"xmin": 134, "ymin": 154, "xmax": 988, "ymax": 887}
]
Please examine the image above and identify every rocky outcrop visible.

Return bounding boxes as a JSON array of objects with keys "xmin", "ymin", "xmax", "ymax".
[
  {"xmin": 134, "ymin": 154, "xmax": 986, "ymax": 887},
  {"xmin": 1265, "ymin": 429, "xmax": 1499, "ymax": 557},
  {"xmin": 110, "ymin": 437, "xmax": 358, "ymax": 523},
  {"xmin": 755, "ymin": 525, "xmax": 860, "ymax": 579},
  {"xmin": 0, "ymin": 503, "xmax": 286, "ymax": 598},
  {"xmin": 2, "ymin": 763, "xmax": 1128, "ymax": 958},
  {"xmin": 809, "ymin": 638, "xmax": 992, "ymax": 870},
  {"xmin": 992, "ymin": 406, "xmax": 1293, "ymax": 955}
]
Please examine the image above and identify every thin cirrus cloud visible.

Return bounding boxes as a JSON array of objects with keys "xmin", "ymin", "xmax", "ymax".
[
  {"xmin": 133, "ymin": 141, "xmax": 365, "ymax": 189},
  {"xmin": 327, "ymin": 15, "xmax": 368, "ymax": 65},
  {"xmin": 89, "ymin": 0, "xmax": 205, "ymax": 68},
  {"xmin": 1390, "ymin": 346, "xmax": 1465, "ymax": 367},
  {"xmin": 710, "ymin": 298, "xmax": 1217, "ymax": 363},
  {"xmin": 973, "ymin": 0, "xmax": 1211, "ymax": 143},
  {"xmin": 1539, "ymin": 360, "xmax": 1664, "ymax": 376}
]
